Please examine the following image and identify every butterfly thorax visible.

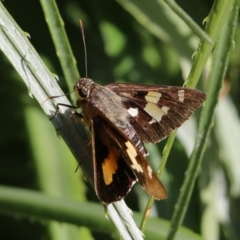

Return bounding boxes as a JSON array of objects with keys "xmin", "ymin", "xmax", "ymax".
[{"xmin": 75, "ymin": 78, "xmax": 130, "ymax": 128}]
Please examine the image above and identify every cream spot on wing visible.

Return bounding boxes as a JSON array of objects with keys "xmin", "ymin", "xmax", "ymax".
[
  {"xmin": 145, "ymin": 104, "xmax": 170, "ymax": 123},
  {"xmin": 178, "ymin": 89, "xmax": 185, "ymax": 102},
  {"xmin": 127, "ymin": 107, "xmax": 139, "ymax": 117},
  {"xmin": 145, "ymin": 92, "xmax": 162, "ymax": 103},
  {"xmin": 147, "ymin": 166, "xmax": 153, "ymax": 179},
  {"xmin": 161, "ymin": 106, "xmax": 170, "ymax": 114},
  {"xmin": 125, "ymin": 141, "xmax": 143, "ymax": 173},
  {"xmin": 148, "ymin": 118, "xmax": 156, "ymax": 124}
]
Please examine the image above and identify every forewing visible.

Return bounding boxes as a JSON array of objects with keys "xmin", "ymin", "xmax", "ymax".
[{"xmin": 108, "ymin": 84, "xmax": 206, "ymax": 143}]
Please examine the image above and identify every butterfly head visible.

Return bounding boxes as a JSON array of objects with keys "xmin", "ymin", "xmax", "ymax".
[{"xmin": 74, "ymin": 78, "xmax": 94, "ymax": 99}]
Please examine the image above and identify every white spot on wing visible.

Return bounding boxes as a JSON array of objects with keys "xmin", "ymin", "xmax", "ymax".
[
  {"xmin": 178, "ymin": 89, "xmax": 185, "ymax": 102},
  {"xmin": 145, "ymin": 92, "xmax": 162, "ymax": 103},
  {"xmin": 125, "ymin": 141, "xmax": 143, "ymax": 173},
  {"xmin": 128, "ymin": 107, "xmax": 139, "ymax": 117}
]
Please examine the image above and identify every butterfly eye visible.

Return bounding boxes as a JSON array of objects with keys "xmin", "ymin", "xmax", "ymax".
[
  {"xmin": 75, "ymin": 78, "xmax": 93, "ymax": 99},
  {"xmin": 78, "ymin": 87, "xmax": 89, "ymax": 98}
]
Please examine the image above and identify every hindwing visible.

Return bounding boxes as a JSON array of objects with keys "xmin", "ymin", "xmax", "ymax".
[{"xmin": 91, "ymin": 116, "xmax": 167, "ymax": 204}]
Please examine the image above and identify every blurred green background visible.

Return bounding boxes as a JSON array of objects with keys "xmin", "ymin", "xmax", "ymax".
[{"xmin": 1, "ymin": 0, "xmax": 240, "ymax": 240}]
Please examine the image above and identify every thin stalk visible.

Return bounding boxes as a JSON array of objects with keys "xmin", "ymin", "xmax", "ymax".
[{"xmin": 167, "ymin": 1, "xmax": 239, "ymax": 239}]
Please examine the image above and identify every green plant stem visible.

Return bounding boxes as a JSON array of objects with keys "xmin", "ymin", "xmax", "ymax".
[
  {"xmin": 166, "ymin": 1, "xmax": 239, "ymax": 239},
  {"xmin": 0, "ymin": 185, "xmax": 203, "ymax": 240},
  {"xmin": 161, "ymin": 0, "xmax": 212, "ymax": 43},
  {"xmin": 0, "ymin": 185, "xmax": 111, "ymax": 232},
  {"xmin": 39, "ymin": 0, "xmax": 80, "ymax": 93},
  {"xmin": 117, "ymin": 0, "xmax": 195, "ymax": 58},
  {"xmin": 185, "ymin": 0, "xmax": 234, "ymax": 88},
  {"xmin": 141, "ymin": 0, "xmax": 234, "ymax": 233}
]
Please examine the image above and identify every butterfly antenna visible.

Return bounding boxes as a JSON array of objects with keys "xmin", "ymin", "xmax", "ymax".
[{"xmin": 79, "ymin": 20, "xmax": 88, "ymax": 78}]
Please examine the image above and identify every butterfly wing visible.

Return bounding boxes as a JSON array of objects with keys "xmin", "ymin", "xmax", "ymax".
[
  {"xmin": 107, "ymin": 84, "xmax": 206, "ymax": 143},
  {"xmin": 91, "ymin": 116, "xmax": 166, "ymax": 204},
  {"xmin": 91, "ymin": 116, "xmax": 137, "ymax": 204}
]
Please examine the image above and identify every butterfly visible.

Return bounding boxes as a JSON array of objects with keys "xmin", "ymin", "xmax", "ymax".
[{"xmin": 72, "ymin": 78, "xmax": 206, "ymax": 204}]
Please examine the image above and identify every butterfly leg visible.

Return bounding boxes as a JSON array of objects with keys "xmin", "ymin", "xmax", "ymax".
[
  {"xmin": 49, "ymin": 103, "xmax": 79, "ymax": 120},
  {"xmin": 49, "ymin": 103, "xmax": 84, "ymax": 131}
]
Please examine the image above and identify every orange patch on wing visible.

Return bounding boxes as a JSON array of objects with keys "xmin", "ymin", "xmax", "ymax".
[{"xmin": 102, "ymin": 148, "xmax": 119, "ymax": 185}]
